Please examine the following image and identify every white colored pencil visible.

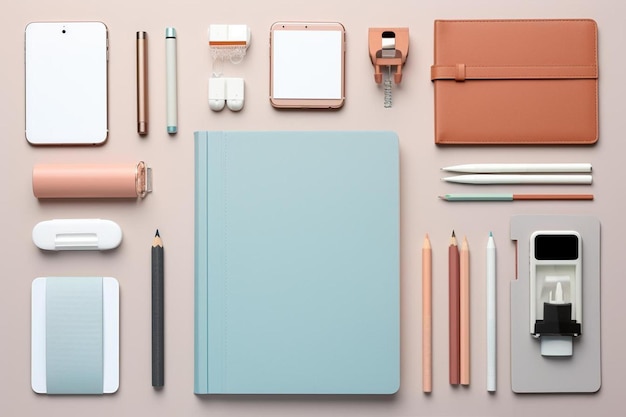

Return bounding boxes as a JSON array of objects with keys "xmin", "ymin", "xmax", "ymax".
[
  {"xmin": 442, "ymin": 174, "xmax": 592, "ymax": 185},
  {"xmin": 442, "ymin": 163, "xmax": 592, "ymax": 174},
  {"xmin": 486, "ymin": 232, "xmax": 496, "ymax": 392}
]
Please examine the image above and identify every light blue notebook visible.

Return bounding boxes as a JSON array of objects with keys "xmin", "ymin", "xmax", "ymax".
[{"xmin": 194, "ymin": 131, "xmax": 399, "ymax": 394}]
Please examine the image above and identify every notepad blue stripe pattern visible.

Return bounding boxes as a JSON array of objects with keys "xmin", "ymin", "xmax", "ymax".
[
  {"xmin": 46, "ymin": 277, "xmax": 104, "ymax": 394},
  {"xmin": 194, "ymin": 131, "xmax": 400, "ymax": 394}
]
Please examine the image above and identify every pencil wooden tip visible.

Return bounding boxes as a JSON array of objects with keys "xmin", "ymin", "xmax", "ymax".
[
  {"xmin": 423, "ymin": 234, "xmax": 431, "ymax": 248},
  {"xmin": 152, "ymin": 230, "xmax": 163, "ymax": 248}
]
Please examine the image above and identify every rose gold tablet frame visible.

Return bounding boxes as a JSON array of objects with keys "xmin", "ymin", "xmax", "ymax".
[{"xmin": 270, "ymin": 22, "xmax": 345, "ymax": 109}]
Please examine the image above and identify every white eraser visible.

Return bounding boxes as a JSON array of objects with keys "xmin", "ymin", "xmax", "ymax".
[
  {"xmin": 227, "ymin": 25, "xmax": 250, "ymax": 44},
  {"xmin": 32, "ymin": 219, "xmax": 122, "ymax": 251},
  {"xmin": 209, "ymin": 24, "xmax": 250, "ymax": 47},
  {"xmin": 209, "ymin": 25, "xmax": 229, "ymax": 42}
]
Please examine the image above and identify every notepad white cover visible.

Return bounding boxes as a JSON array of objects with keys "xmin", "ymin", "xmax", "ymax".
[{"xmin": 31, "ymin": 277, "xmax": 119, "ymax": 394}]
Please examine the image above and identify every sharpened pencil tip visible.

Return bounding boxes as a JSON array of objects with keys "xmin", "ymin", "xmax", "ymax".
[
  {"xmin": 155, "ymin": 229, "xmax": 160, "ymax": 237},
  {"xmin": 452, "ymin": 230, "xmax": 456, "ymax": 237}
]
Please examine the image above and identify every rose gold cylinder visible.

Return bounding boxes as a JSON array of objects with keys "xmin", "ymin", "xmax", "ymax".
[
  {"xmin": 33, "ymin": 162, "xmax": 149, "ymax": 198},
  {"xmin": 137, "ymin": 31, "xmax": 148, "ymax": 135}
]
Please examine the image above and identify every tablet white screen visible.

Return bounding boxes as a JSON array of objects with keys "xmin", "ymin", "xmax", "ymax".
[{"xmin": 272, "ymin": 30, "xmax": 343, "ymax": 100}]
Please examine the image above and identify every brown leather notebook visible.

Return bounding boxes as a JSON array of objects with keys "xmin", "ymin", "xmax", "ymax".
[{"xmin": 431, "ymin": 19, "xmax": 598, "ymax": 145}]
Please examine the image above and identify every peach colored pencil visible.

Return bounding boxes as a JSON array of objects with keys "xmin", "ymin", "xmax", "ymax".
[
  {"xmin": 439, "ymin": 193, "xmax": 593, "ymax": 201},
  {"xmin": 449, "ymin": 231, "xmax": 460, "ymax": 385},
  {"xmin": 422, "ymin": 234, "xmax": 432, "ymax": 393},
  {"xmin": 460, "ymin": 236, "xmax": 470, "ymax": 385}
]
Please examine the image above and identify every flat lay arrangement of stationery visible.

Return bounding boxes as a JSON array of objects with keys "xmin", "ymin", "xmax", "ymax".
[{"xmin": 17, "ymin": 12, "xmax": 604, "ymax": 402}]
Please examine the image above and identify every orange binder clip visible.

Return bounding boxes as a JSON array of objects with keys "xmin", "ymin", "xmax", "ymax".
[
  {"xmin": 369, "ymin": 28, "xmax": 409, "ymax": 84},
  {"xmin": 369, "ymin": 28, "xmax": 409, "ymax": 108}
]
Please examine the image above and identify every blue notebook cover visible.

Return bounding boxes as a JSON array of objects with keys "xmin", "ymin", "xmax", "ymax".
[{"xmin": 194, "ymin": 131, "xmax": 399, "ymax": 394}]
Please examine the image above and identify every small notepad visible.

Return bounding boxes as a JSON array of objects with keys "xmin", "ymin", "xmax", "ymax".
[{"xmin": 31, "ymin": 277, "xmax": 119, "ymax": 394}]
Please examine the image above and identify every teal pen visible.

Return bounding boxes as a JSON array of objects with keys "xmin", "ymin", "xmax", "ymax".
[{"xmin": 439, "ymin": 193, "xmax": 594, "ymax": 201}]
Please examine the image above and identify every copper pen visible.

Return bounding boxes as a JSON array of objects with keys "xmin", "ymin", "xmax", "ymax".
[{"xmin": 137, "ymin": 31, "xmax": 148, "ymax": 135}]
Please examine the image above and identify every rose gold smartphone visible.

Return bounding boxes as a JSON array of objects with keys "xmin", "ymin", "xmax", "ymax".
[{"xmin": 270, "ymin": 22, "xmax": 345, "ymax": 109}]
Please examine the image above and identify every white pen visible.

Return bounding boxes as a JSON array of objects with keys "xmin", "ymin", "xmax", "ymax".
[
  {"xmin": 486, "ymin": 232, "xmax": 496, "ymax": 392},
  {"xmin": 442, "ymin": 174, "xmax": 592, "ymax": 185},
  {"xmin": 165, "ymin": 27, "xmax": 177, "ymax": 134},
  {"xmin": 442, "ymin": 163, "xmax": 592, "ymax": 174}
]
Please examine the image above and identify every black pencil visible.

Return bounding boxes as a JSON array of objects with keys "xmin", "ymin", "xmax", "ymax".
[{"xmin": 152, "ymin": 229, "xmax": 164, "ymax": 387}]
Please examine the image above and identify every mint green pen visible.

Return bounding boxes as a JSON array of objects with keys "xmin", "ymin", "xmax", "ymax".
[
  {"xmin": 439, "ymin": 193, "xmax": 593, "ymax": 201},
  {"xmin": 165, "ymin": 27, "xmax": 177, "ymax": 134}
]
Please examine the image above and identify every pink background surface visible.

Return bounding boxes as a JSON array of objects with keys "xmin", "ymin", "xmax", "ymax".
[{"xmin": 1, "ymin": 0, "xmax": 624, "ymax": 415}]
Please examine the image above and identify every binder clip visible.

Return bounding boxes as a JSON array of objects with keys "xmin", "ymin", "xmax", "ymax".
[
  {"xmin": 208, "ymin": 24, "xmax": 250, "ymax": 111},
  {"xmin": 368, "ymin": 28, "xmax": 409, "ymax": 108}
]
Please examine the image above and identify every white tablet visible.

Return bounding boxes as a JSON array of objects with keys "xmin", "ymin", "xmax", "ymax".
[
  {"xmin": 25, "ymin": 22, "xmax": 108, "ymax": 145},
  {"xmin": 270, "ymin": 22, "xmax": 345, "ymax": 109}
]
